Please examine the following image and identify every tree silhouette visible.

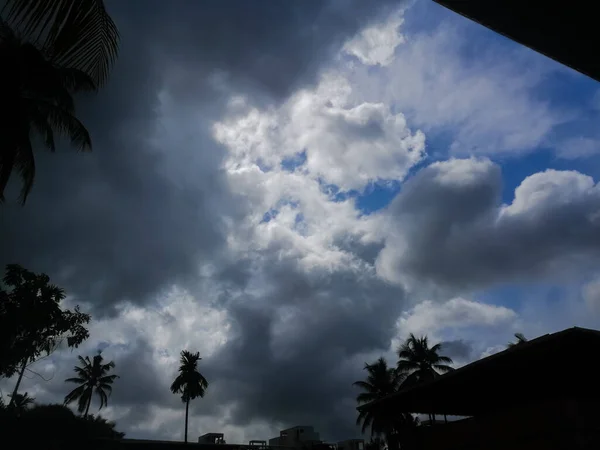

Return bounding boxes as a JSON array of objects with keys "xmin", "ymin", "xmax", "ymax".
[
  {"xmin": 364, "ymin": 437, "xmax": 385, "ymax": 450},
  {"xmin": 1, "ymin": 264, "xmax": 90, "ymax": 404},
  {"xmin": 507, "ymin": 332, "xmax": 528, "ymax": 348},
  {"xmin": 0, "ymin": 20, "xmax": 96, "ymax": 203},
  {"xmin": 170, "ymin": 350, "xmax": 209, "ymax": 443},
  {"xmin": 7, "ymin": 392, "xmax": 35, "ymax": 416},
  {"xmin": 64, "ymin": 353, "xmax": 118, "ymax": 418},
  {"xmin": 397, "ymin": 334, "xmax": 454, "ymax": 387},
  {"xmin": 354, "ymin": 357, "xmax": 408, "ymax": 448},
  {"xmin": 397, "ymin": 334, "xmax": 453, "ymax": 424},
  {"xmin": 1, "ymin": 0, "xmax": 120, "ymax": 86},
  {"xmin": 1, "ymin": 403, "xmax": 125, "ymax": 443}
]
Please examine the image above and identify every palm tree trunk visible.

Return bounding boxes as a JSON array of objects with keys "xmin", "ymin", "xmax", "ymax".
[
  {"xmin": 84, "ymin": 394, "xmax": 92, "ymax": 418},
  {"xmin": 9, "ymin": 359, "xmax": 27, "ymax": 407},
  {"xmin": 185, "ymin": 397, "xmax": 190, "ymax": 443}
]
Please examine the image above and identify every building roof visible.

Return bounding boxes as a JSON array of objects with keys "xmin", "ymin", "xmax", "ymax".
[
  {"xmin": 359, "ymin": 327, "xmax": 600, "ymax": 416},
  {"xmin": 433, "ymin": 0, "xmax": 600, "ymax": 82}
]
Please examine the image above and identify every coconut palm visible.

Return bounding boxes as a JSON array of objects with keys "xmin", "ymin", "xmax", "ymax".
[
  {"xmin": 354, "ymin": 358, "xmax": 406, "ymax": 442},
  {"xmin": 397, "ymin": 334, "xmax": 453, "ymax": 424},
  {"xmin": 64, "ymin": 353, "xmax": 118, "ymax": 418},
  {"xmin": 1, "ymin": 0, "xmax": 119, "ymax": 86},
  {"xmin": 0, "ymin": 19, "xmax": 94, "ymax": 203},
  {"xmin": 9, "ymin": 391, "xmax": 34, "ymax": 415},
  {"xmin": 396, "ymin": 334, "xmax": 454, "ymax": 387},
  {"xmin": 170, "ymin": 350, "xmax": 209, "ymax": 444}
]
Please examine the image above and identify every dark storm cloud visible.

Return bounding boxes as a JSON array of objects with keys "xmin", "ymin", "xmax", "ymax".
[
  {"xmin": 377, "ymin": 158, "xmax": 600, "ymax": 291},
  {"xmin": 0, "ymin": 0, "xmax": 402, "ymax": 313},
  {"xmin": 200, "ymin": 260, "xmax": 406, "ymax": 441},
  {"xmin": 440, "ymin": 339, "xmax": 473, "ymax": 362}
]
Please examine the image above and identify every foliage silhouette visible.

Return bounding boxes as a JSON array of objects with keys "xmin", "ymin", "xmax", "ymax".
[
  {"xmin": 354, "ymin": 357, "xmax": 417, "ymax": 450},
  {"xmin": 1, "ymin": 0, "xmax": 120, "ymax": 87},
  {"xmin": 354, "ymin": 357, "xmax": 404, "ymax": 436},
  {"xmin": 507, "ymin": 332, "xmax": 528, "ymax": 348},
  {"xmin": 396, "ymin": 334, "xmax": 453, "ymax": 424},
  {"xmin": 0, "ymin": 20, "xmax": 96, "ymax": 203},
  {"xmin": 364, "ymin": 437, "xmax": 385, "ymax": 450},
  {"xmin": 170, "ymin": 350, "xmax": 209, "ymax": 443},
  {"xmin": 8, "ymin": 391, "xmax": 35, "ymax": 415},
  {"xmin": 0, "ymin": 403, "xmax": 124, "ymax": 448},
  {"xmin": 396, "ymin": 334, "xmax": 454, "ymax": 387},
  {"xmin": 64, "ymin": 353, "xmax": 118, "ymax": 417},
  {"xmin": 0, "ymin": 264, "xmax": 90, "ymax": 404}
]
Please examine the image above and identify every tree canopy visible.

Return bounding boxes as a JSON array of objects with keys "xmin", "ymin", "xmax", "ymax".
[
  {"xmin": 396, "ymin": 333, "xmax": 454, "ymax": 387},
  {"xmin": 171, "ymin": 350, "xmax": 209, "ymax": 443},
  {"xmin": 0, "ymin": 264, "xmax": 90, "ymax": 378},
  {"xmin": 64, "ymin": 353, "xmax": 118, "ymax": 417}
]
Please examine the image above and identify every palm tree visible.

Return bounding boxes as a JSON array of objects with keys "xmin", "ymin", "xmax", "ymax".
[
  {"xmin": 9, "ymin": 391, "xmax": 34, "ymax": 415},
  {"xmin": 64, "ymin": 353, "xmax": 118, "ymax": 418},
  {"xmin": 397, "ymin": 334, "xmax": 454, "ymax": 424},
  {"xmin": 170, "ymin": 350, "xmax": 209, "ymax": 444},
  {"xmin": 354, "ymin": 357, "xmax": 406, "ymax": 446},
  {"xmin": 507, "ymin": 333, "xmax": 528, "ymax": 348},
  {"xmin": 0, "ymin": 19, "xmax": 94, "ymax": 203},
  {"xmin": 397, "ymin": 334, "xmax": 454, "ymax": 387},
  {"xmin": 1, "ymin": 0, "xmax": 120, "ymax": 86}
]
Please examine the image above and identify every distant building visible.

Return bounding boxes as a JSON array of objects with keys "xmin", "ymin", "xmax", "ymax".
[
  {"xmin": 198, "ymin": 433, "xmax": 226, "ymax": 445},
  {"xmin": 268, "ymin": 426, "xmax": 321, "ymax": 449}
]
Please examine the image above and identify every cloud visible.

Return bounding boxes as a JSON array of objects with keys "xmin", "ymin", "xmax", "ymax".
[
  {"xmin": 556, "ymin": 136, "xmax": 600, "ymax": 160},
  {"xmin": 4, "ymin": 0, "xmax": 598, "ymax": 443},
  {"xmin": 343, "ymin": 10, "xmax": 405, "ymax": 66},
  {"xmin": 377, "ymin": 158, "xmax": 600, "ymax": 291},
  {"xmin": 348, "ymin": 20, "xmax": 566, "ymax": 155},
  {"xmin": 0, "ymin": 0, "xmax": 415, "ymax": 442},
  {"xmin": 397, "ymin": 297, "xmax": 516, "ymax": 336},
  {"xmin": 0, "ymin": 0, "xmax": 406, "ymax": 314},
  {"xmin": 215, "ymin": 72, "xmax": 425, "ymax": 192}
]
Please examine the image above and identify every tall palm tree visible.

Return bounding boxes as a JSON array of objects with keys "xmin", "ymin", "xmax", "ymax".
[
  {"xmin": 507, "ymin": 333, "xmax": 528, "ymax": 348},
  {"xmin": 1, "ymin": 0, "xmax": 120, "ymax": 86},
  {"xmin": 0, "ymin": 19, "xmax": 94, "ymax": 203},
  {"xmin": 354, "ymin": 357, "xmax": 406, "ymax": 446},
  {"xmin": 64, "ymin": 353, "xmax": 118, "ymax": 418},
  {"xmin": 170, "ymin": 350, "xmax": 209, "ymax": 444},
  {"xmin": 397, "ymin": 334, "xmax": 454, "ymax": 424},
  {"xmin": 397, "ymin": 334, "xmax": 454, "ymax": 387}
]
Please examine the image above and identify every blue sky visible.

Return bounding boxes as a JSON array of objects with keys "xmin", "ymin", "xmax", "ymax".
[{"xmin": 356, "ymin": 0, "xmax": 600, "ymax": 212}]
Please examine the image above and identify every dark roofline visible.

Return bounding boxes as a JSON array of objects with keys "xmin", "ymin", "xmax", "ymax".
[
  {"xmin": 432, "ymin": 0, "xmax": 600, "ymax": 83},
  {"xmin": 358, "ymin": 327, "xmax": 600, "ymax": 413}
]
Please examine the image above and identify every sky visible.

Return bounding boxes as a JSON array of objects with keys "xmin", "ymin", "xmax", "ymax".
[{"xmin": 2, "ymin": 0, "xmax": 600, "ymax": 443}]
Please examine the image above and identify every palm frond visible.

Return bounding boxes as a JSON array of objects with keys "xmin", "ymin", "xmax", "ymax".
[
  {"xmin": 29, "ymin": 99, "xmax": 91, "ymax": 151},
  {"xmin": 13, "ymin": 136, "xmax": 35, "ymax": 204},
  {"xmin": 63, "ymin": 383, "xmax": 86, "ymax": 405},
  {"xmin": 2, "ymin": 0, "xmax": 120, "ymax": 86},
  {"xmin": 64, "ymin": 377, "xmax": 86, "ymax": 384}
]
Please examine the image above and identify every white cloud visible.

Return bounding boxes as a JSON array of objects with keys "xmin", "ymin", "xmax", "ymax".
[
  {"xmin": 556, "ymin": 136, "xmax": 600, "ymax": 159},
  {"xmin": 349, "ymin": 22, "xmax": 565, "ymax": 155},
  {"xmin": 343, "ymin": 12, "xmax": 405, "ymax": 66},
  {"xmin": 397, "ymin": 297, "xmax": 517, "ymax": 337},
  {"xmin": 215, "ymin": 72, "xmax": 425, "ymax": 192}
]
